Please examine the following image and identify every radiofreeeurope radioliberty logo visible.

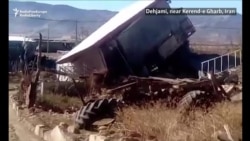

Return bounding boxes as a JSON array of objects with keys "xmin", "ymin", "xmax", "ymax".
[{"xmin": 12, "ymin": 8, "xmax": 48, "ymax": 18}]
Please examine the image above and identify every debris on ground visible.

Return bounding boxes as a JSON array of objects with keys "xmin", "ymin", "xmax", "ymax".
[
  {"xmin": 67, "ymin": 125, "xmax": 80, "ymax": 134},
  {"xmin": 74, "ymin": 71, "xmax": 242, "ymax": 130},
  {"xmin": 8, "ymin": 0, "xmax": 242, "ymax": 140}
]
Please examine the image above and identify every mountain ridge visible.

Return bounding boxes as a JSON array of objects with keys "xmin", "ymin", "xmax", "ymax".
[{"xmin": 9, "ymin": 1, "xmax": 242, "ymax": 44}]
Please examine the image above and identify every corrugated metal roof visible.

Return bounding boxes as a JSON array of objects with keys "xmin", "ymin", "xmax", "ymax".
[
  {"xmin": 57, "ymin": 0, "xmax": 157, "ymax": 64},
  {"xmin": 9, "ymin": 36, "xmax": 35, "ymax": 42}
]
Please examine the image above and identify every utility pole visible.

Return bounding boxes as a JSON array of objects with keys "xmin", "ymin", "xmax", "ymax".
[
  {"xmin": 47, "ymin": 25, "xmax": 49, "ymax": 53},
  {"xmin": 75, "ymin": 20, "xmax": 78, "ymax": 45}
]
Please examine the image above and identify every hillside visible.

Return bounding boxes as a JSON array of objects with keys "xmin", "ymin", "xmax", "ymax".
[{"xmin": 9, "ymin": 1, "xmax": 242, "ymax": 44}]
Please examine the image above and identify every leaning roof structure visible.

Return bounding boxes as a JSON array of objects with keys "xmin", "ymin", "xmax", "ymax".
[{"xmin": 57, "ymin": 0, "xmax": 157, "ymax": 64}]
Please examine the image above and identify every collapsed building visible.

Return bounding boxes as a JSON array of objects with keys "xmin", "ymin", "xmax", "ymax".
[
  {"xmin": 57, "ymin": 0, "xmax": 197, "ymax": 83},
  {"xmin": 51, "ymin": 0, "xmax": 242, "ymax": 130}
]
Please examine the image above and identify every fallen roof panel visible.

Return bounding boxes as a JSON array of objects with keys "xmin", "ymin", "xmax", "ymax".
[{"xmin": 57, "ymin": 0, "xmax": 157, "ymax": 64}]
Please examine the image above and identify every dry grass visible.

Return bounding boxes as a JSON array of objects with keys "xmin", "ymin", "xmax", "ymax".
[
  {"xmin": 9, "ymin": 72, "xmax": 22, "ymax": 83},
  {"xmin": 115, "ymin": 102, "xmax": 242, "ymax": 141},
  {"xmin": 36, "ymin": 94, "xmax": 83, "ymax": 113}
]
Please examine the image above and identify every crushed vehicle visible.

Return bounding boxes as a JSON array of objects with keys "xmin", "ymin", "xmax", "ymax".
[{"xmin": 55, "ymin": 0, "xmax": 239, "ymax": 130}]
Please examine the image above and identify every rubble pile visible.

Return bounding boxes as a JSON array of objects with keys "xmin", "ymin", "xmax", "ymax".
[
  {"xmin": 106, "ymin": 72, "xmax": 241, "ymax": 109},
  {"xmin": 75, "ymin": 72, "xmax": 242, "ymax": 130}
]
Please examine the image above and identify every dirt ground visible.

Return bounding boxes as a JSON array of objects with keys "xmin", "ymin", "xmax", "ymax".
[
  {"xmin": 9, "ymin": 90, "xmax": 42, "ymax": 141},
  {"xmin": 9, "ymin": 83, "xmax": 92, "ymax": 140}
]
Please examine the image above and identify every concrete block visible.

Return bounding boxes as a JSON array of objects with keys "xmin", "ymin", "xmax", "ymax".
[
  {"xmin": 231, "ymin": 92, "xmax": 242, "ymax": 102},
  {"xmin": 50, "ymin": 125, "xmax": 76, "ymax": 141},
  {"xmin": 50, "ymin": 126, "xmax": 67, "ymax": 141},
  {"xmin": 12, "ymin": 103, "xmax": 16, "ymax": 110},
  {"xmin": 34, "ymin": 124, "xmax": 46, "ymax": 137},
  {"xmin": 43, "ymin": 130, "xmax": 51, "ymax": 141},
  {"xmin": 16, "ymin": 106, "xmax": 19, "ymax": 116}
]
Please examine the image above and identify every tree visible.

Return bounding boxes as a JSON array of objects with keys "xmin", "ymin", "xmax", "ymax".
[{"xmin": 20, "ymin": 33, "xmax": 42, "ymax": 108}]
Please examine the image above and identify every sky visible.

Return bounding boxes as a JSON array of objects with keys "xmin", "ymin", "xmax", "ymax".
[{"xmin": 13, "ymin": 0, "xmax": 242, "ymax": 14}]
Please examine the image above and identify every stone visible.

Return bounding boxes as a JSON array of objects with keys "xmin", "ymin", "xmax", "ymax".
[
  {"xmin": 67, "ymin": 125, "xmax": 80, "ymax": 134},
  {"xmin": 230, "ymin": 92, "xmax": 242, "ymax": 102},
  {"xmin": 89, "ymin": 134, "xmax": 107, "ymax": 141},
  {"xmin": 12, "ymin": 103, "xmax": 16, "ymax": 110},
  {"xmin": 34, "ymin": 124, "xmax": 48, "ymax": 138},
  {"xmin": 59, "ymin": 122, "xmax": 69, "ymax": 129},
  {"xmin": 43, "ymin": 130, "xmax": 51, "ymax": 141},
  {"xmin": 54, "ymin": 126, "xmax": 78, "ymax": 141},
  {"xmin": 34, "ymin": 124, "xmax": 45, "ymax": 135},
  {"xmin": 50, "ymin": 126, "xmax": 68, "ymax": 141},
  {"xmin": 16, "ymin": 106, "xmax": 19, "ymax": 116}
]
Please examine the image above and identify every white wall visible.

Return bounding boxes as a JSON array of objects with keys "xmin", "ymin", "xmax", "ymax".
[{"xmin": 56, "ymin": 63, "xmax": 74, "ymax": 81}]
